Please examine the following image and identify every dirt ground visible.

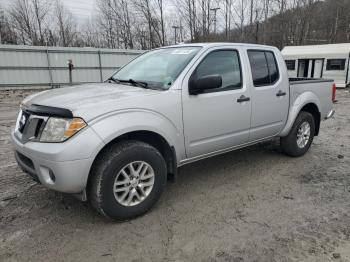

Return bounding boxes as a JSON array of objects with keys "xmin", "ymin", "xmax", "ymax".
[{"xmin": 0, "ymin": 88, "xmax": 349, "ymax": 262}]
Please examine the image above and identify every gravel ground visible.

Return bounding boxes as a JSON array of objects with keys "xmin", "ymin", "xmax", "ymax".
[{"xmin": 0, "ymin": 88, "xmax": 349, "ymax": 262}]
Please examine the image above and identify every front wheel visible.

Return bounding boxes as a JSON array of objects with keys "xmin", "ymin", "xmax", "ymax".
[
  {"xmin": 280, "ymin": 111, "xmax": 315, "ymax": 157},
  {"xmin": 89, "ymin": 140, "xmax": 167, "ymax": 221}
]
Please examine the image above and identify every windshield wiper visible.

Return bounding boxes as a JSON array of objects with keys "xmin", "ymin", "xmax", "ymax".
[
  {"xmin": 115, "ymin": 78, "xmax": 148, "ymax": 89},
  {"xmin": 106, "ymin": 77, "xmax": 119, "ymax": 84}
]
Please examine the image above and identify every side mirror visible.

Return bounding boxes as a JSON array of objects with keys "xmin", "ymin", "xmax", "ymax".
[{"xmin": 189, "ymin": 74, "xmax": 222, "ymax": 95}]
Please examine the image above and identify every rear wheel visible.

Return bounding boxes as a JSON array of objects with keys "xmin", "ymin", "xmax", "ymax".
[
  {"xmin": 280, "ymin": 111, "xmax": 315, "ymax": 157},
  {"xmin": 89, "ymin": 140, "xmax": 167, "ymax": 220}
]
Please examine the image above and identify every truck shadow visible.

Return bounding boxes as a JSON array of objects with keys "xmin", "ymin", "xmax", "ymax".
[{"xmin": 175, "ymin": 138, "xmax": 283, "ymax": 186}]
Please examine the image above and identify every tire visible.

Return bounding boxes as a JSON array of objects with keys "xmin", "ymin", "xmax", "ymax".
[
  {"xmin": 280, "ymin": 111, "xmax": 315, "ymax": 157},
  {"xmin": 89, "ymin": 140, "xmax": 167, "ymax": 221}
]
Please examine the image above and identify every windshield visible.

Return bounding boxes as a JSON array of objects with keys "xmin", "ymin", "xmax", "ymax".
[{"xmin": 111, "ymin": 46, "xmax": 201, "ymax": 90}]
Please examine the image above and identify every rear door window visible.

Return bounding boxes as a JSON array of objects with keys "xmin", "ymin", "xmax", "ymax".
[
  {"xmin": 248, "ymin": 50, "xmax": 280, "ymax": 86},
  {"xmin": 248, "ymin": 51, "xmax": 270, "ymax": 86},
  {"xmin": 266, "ymin": 52, "xmax": 279, "ymax": 83}
]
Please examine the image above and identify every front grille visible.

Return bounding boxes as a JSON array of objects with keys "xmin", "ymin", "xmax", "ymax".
[
  {"xmin": 24, "ymin": 117, "xmax": 44, "ymax": 139},
  {"xmin": 16, "ymin": 110, "xmax": 47, "ymax": 143}
]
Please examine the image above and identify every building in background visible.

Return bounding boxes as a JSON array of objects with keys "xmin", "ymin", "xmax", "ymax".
[{"xmin": 282, "ymin": 44, "xmax": 350, "ymax": 88}]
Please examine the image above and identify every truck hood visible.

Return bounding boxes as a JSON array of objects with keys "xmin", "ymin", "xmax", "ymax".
[{"xmin": 23, "ymin": 83, "xmax": 166, "ymax": 121}]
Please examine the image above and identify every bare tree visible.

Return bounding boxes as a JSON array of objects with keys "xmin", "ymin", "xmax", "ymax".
[
  {"xmin": 134, "ymin": 0, "xmax": 155, "ymax": 48},
  {"xmin": 174, "ymin": 0, "xmax": 197, "ymax": 41},
  {"xmin": 156, "ymin": 0, "xmax": 166, "ymax": 45},
  {"xmin": 97, "ymin": 0, "xmax": 134, "ymax": 49},
  {"xmin": 10, "ymin": 0, "xmax": 37, "ymax": 44},
  {"xmin": 9, "ymin": 0, "xmax": 51, "ymax": 45},
  {"xmin": 32, "ymin": 0, "xmax": 50, "ymax": 45},
  {"xmin": 224, "ymin": 0, "xmax": 233, "ymax": 39},
  {"xmin": 0, "ymin": 4, "xmax": 18, "ymax": 44},
  {"xmin": 80, "ymin": 18, "xmax": 103, "ymax": 47},
  {"xmin": 1, "ymin": 0, "xmax": 350, "ymax": 49},
  {"xmin": 261, "ymin": 0, "xmax": 270, "ymax": 44},
  {"xmin": 231, "ymin": 0, "xmax": 248, "ymax": 41},
  {"xmin": 55, "ymin": 0, "xmax": 77, "ymax": 47},
  {"xmin": 0, "ymin": 5, "xmax": 5, "ymax": 44},
  {"xmin": 97, "ymin": 0, "xmax": 118, "ymax": 48}
]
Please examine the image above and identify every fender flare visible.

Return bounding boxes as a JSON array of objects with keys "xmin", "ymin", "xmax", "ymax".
[
  {"xmin": 279, "ymin": 91, "xmax": 321, "ymax": 137},
  {"xmin": 88, "ymin": 109, "xmax": 184, "ymax": 161}
]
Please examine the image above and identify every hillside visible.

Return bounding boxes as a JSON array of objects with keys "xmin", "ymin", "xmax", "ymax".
[{"xmin": 196, "ymin": 0, "xmax": 350, "ymax": 49}]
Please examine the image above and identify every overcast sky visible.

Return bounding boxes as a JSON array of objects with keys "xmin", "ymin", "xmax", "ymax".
[
  {"xmin": 61, "ymin": 0, "xmax": 96, "ymax": 21},
  {"xmin": 0, "ymin": 0, "xmax": 180, "ymax": 26},
  {"xmin": 0, "ymin": 0, "xmax": 97, "ymax": 22}
]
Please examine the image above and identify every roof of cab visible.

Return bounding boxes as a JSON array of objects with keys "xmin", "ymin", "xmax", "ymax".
[{"xmin": 162, "ymin": 42, "xmax": 278, "ymax": 50}]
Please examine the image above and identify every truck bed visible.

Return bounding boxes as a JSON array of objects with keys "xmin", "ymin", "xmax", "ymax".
[{"xmin": 288, "ymin": 77, "xmax": 334, "ymax": 120}]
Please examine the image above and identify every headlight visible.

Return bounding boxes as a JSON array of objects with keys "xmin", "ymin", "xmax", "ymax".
[{"xmin": 40, "ymin": 117, "xmax": 86, "ymax": 142}]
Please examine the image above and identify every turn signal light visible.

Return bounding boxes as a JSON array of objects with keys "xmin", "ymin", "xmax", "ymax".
[{"xmin": 64, "ymin": 118, "xmax": 87, "ymax": 138}]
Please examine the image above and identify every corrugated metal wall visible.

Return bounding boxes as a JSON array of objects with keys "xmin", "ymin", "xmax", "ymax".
[{"xmin": 0, "ymin": 45, "xmax": 144, "ymax": 87}]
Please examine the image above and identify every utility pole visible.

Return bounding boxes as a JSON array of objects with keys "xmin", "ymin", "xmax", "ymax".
[
  {"xmin": 179, "ymin": 21, "xmax": 183, "ymax": 42},
  {"xmin": 210, "ymin": 7, "xmax": 220, "ymax": 34},
  {"xmin": 172, "ymin": 25, "xmax": 179, "ymax": 44}
]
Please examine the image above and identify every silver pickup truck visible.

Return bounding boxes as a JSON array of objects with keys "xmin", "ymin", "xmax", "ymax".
[{"xmin": 11, "ymin": 43, "xmax": 335, "ymax": 220}]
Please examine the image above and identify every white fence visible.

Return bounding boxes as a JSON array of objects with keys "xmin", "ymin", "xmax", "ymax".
[{"xmin": 0, "ymin": 45, "xmax": 144, "ymax": 88}]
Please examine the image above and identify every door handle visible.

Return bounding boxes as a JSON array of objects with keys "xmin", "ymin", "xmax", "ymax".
[
  {"xmin": 276, "ymin": 90, "xmax": 287, "ymax": 97},
  {"xmin": 237, "ymin": 95, "xmax": 250, "ymax": 103}
]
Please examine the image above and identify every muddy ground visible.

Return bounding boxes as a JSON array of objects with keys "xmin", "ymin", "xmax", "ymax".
[{"xmin": 0, "ymin": 88, "xmax": 349, "ymax": 262}]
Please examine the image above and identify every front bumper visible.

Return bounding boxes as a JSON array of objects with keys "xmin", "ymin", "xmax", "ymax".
[{"xmin": 11, "ymin": 126, "xmax": 104, "ymax": 194}]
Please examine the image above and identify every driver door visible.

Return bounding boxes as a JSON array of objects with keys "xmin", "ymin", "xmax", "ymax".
[{"xmin": 182, "ymin": 48, "xmax": 252, "ymax": 159}]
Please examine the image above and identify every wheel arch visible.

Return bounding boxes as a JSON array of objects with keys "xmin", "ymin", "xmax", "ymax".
[
  {"xmin": 87, "ymin": 130, "xmax": 177, "ymax": 189},
  {"xmin": 280, "ymin": 91, "xmax": 321, "ymax": 137},
  {"xmin": 300, "ymin": 103, "xmax": 321, "ymax": 136}
]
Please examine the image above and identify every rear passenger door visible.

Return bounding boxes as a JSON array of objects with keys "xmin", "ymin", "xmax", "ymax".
[{"xmin": 247, "ymin": 49, "xmax": 289, "ymax": 141}]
